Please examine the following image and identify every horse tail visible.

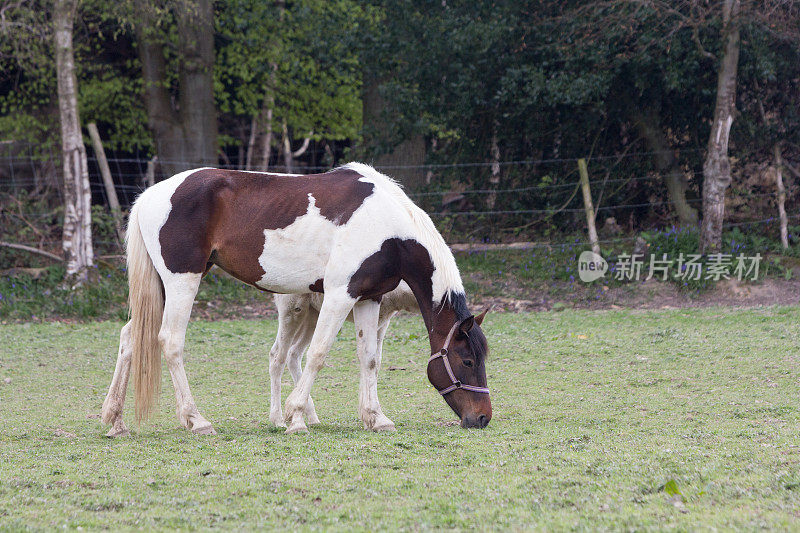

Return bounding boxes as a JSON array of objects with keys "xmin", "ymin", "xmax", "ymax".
[{"xmin": 126, "ymin": 201, "xmax": 164, "ymax": 423}]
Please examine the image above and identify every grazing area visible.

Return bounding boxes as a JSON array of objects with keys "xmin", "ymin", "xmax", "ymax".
[{"xmin": 1, "ymin": 308, "xmax": 799, "ymax": 530}]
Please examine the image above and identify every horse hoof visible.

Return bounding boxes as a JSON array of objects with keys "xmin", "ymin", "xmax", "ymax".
[
  {"xmin": 269, "ymin": 413, "xmax": 286, "ymax": 428},
  {"xmin": 307, "ymin": 414, "xmax": 321, "ymax": 425},
  {"xmin": 285, "ymin": 421, "xmax": 309, "ymax": 435},
  {"xmin": 372, "ymin": 422, "xmax": 396, "ymax": 432},
  {"xmin": 105, "ymin": 427, "xmax": 130, "ymax": 438},
  {"xmin": 192, "ymin": 425, "xmax": 217, "ymax": 436}
]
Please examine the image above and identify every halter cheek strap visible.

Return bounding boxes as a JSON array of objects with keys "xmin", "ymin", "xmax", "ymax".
[{"xmin": 428, "ymin": 322, "xmax": 490, "ymax": 396}]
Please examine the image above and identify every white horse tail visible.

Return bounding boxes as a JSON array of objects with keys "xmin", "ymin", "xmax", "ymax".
[{"xmin": 126, "ymin": 202, "xmax": 164, "ymax": 423}]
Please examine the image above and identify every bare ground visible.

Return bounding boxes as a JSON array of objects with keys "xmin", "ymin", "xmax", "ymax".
[
  {"xmin": 471, "ymin": 278, "xmax": 800, "ymax": 313},
  {"xmin": 191, "ymin": 277, "xmax": 800, "ymax": 321}
]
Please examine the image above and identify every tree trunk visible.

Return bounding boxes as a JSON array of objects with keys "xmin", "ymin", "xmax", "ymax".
[
  {"xmin": 361, "ymin": 77, "xmax": 426, "ymax": 188},
  {"xmin": 282, "ymin": 119, "xmax": 293, "ymax": 173},
  {"xmin": 700, "ymin": 0, "xmax": 740, "ymax": 253},
  {"xmin": 258, "ymin": 107, "xmax": 274, "ymax": 171},
  {"xmin": 54, "ymin": 0, "xmax": 93, "ymax": 281},
  {"xmin": 135, "ymin": 0, "xmax": 218, "ymax": 178},
  {"xmin": 175, "ymin": 0, "xmax": 218, "ymax": 167},
  {"xmin": 632, "ymin": 109, "xmax": 698, "ymax": 226},
  {"xmin": 245, "ymin": 114, "xmax": 258, "ymax": 170},
  {"xmin": 486, "ymin": 121, "xmax": 501, "ymax": 209},
  {"xmin": 774, "ymin": 144, "xmax": 788, "ymax": 249}
]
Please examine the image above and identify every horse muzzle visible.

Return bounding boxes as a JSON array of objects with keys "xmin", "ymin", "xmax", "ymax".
[{"xmin": 461, "ymin": 412, "xmax": 491, "ymax": 429}]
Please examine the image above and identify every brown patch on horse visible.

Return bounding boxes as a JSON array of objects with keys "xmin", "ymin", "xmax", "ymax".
[
  {"xmin": 159, "ymin": 168, "xmax": 374, "ymax": 284},
  {"xmin": 347, "ymin": 238, "xmax": 434, "ymax": 325},
  {"xmin": 309, "ymin": 278, "xmax": 324, "ymax": 293}
]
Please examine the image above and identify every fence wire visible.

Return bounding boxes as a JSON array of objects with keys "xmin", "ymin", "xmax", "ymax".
[{"xmin": 2, "ymin": 150, "xmax": 797, "ymax": 264}]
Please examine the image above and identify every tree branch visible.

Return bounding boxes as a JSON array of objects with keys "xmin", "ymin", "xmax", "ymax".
[
  {"xmin": 0, "ymin": 241, "xmax": 64, "ymax": 262},
  {"xmin": 292, "ymin": 132, "xmax": 313, "ymax": 158}
]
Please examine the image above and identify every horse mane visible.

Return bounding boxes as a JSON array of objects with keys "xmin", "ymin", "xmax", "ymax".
[
  {"xmin": 447, "ymin": 290, "xmax": 488, "ymax": 361},
  {"xmin": 341, "ymin": 162, "xmax": 465, "ymax": 304}
]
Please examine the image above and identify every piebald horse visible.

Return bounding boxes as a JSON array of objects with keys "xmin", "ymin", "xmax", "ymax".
[{"xmin": 101, "ymin": 163, "xmax": 491, "ymax": 435}]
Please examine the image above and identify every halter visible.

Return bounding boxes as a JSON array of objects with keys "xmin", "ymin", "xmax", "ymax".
[{"xmin": 428, "ymin": 321, "xmax": 490, "ymax": 396}]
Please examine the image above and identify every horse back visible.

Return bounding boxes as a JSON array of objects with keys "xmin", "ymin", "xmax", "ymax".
[{"xmin": 152, "ymin": 167, "xmax": 376, "ymax": 289}]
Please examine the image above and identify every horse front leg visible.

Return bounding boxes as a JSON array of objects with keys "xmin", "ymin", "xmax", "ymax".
[
  {"xmin": 283, "ymin": 291, "xmax": 354, "ymax": 434},
  {"xmin": 353, "ymin": 300, "xmax": 395, "ymax": 432},
  {"xmin": 100, "ymin": 321, "xmax": 133, "ymax": 437}
]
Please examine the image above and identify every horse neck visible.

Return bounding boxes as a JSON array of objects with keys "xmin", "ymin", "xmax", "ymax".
[{"xmin": 402, "ymin": 277, "xmax": 463, "ymax": 353}]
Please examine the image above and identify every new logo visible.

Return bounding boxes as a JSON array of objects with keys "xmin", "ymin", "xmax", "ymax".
[{"xmin": 578, "ymin": 251, "xmax": 608, "ymax": 282}]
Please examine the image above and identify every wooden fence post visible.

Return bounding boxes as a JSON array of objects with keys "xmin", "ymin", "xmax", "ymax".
[
  {"xmin": 87, "ymin": 122, "xmax": 124, "ymax": 243},
  {"xmin": 578, "ymin": 158, "xmax": 601, "ymax": 256}
]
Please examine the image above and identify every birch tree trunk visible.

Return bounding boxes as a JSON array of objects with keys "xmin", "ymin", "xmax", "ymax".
[
  {"xmin": 700, "ymin": 0, "xmax": 740, "ymax": 253},
  {"xmin": 774, "ymin": 144, "xmax": 788, "ymax": 249},
  {"xmin": 54, "ymin": 0, "xmax": 93, "ymax": 281},
  {"xmin": 282, "ymin": 119, "xmax": 293, "ymax": 173},
  {"xmin": 486, "ymin": 122, "xmax": 501, "ymax": 209}
]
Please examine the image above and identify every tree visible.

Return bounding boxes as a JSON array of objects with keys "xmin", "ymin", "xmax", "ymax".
[
  {"xmin": 54, "ymin": 0, "xmax": 93, "ymax": 280},
  {"xmin": 134, "ymin": 0, "xmax": 218, "ymax": 177},
  {"xmin": 699, "ymin": 0, "xmax": 741, "ymax": 252},
  {"xmin": 215, "ymin": 0, "xmax": 365, "ymax": 172}
]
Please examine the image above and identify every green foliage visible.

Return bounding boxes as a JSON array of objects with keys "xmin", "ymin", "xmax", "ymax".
[
  {"xmin": 639, "ymin": 225, "xmax": 798, "ymax": 292},
  {"xmin": 0, "ymin": 265, "xmax": 128, "ymax": 321},
  {"xmin": 215, "ymin": 0, "xmax": 367, "ymax": 145}
]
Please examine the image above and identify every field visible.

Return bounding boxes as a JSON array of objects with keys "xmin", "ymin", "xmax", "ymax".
[{"xmin": 1, "ymin": 307, "xmax": 799, "ymax": 530}]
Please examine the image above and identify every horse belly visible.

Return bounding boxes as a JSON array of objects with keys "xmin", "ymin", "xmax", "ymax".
[{"xmin": 255, "ymin": 214, "xmax": 337, "ymax": 293}]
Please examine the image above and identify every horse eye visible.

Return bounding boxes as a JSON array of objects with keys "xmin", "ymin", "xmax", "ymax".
[{"xmin": 462, "ymin": 359, "xmax": 473, "ymax": 368}]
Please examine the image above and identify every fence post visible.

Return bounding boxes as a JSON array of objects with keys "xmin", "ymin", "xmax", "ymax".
[
  {"xmin": 578, "ymin": 158, "xmax": 601, "ymax": 256},
  {"xmin": 87, "ymin": 122, "xmax": 124, "ymax": 243}
]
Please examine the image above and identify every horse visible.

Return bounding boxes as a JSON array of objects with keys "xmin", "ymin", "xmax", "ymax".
[
  {"xmin": 100, "ymin": 162, "xmax": 492, "ymax": 436},
  {"xmin": 268, "ymin": 282, "xmax": 419, "ymax": 427}
]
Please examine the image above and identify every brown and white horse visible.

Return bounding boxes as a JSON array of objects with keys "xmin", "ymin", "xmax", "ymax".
[{"xmin": 101, "ymin": 163, "xmax": 491, "ymax": 435}]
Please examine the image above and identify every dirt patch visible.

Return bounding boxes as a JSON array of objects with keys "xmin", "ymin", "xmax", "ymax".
[
  {"xmin": 189, "ymin": 277, "xmax": 800, "ymax": 322},
  {"xmin": 470, "ymin": 278, "xmax": 800, "ymax": 313}
]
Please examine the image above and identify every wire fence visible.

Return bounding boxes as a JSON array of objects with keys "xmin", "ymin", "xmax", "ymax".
[{"xmin": 1, "ymin": 147, "xmax": 797, "ymax": 265}]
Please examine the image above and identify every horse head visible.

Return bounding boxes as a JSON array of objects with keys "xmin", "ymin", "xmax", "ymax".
[{"xmin": 427, "ymin": 308, "xmax": 491, "ymax": 428}]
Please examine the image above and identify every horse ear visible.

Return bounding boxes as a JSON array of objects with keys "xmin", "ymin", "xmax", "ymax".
[
  {"xmin": 459, "ymin": 315, "xmax": 475, "ymax": 335},
  {"xmin": 475, "ymin": 306, "xmax": 491, "ymax": 326}
]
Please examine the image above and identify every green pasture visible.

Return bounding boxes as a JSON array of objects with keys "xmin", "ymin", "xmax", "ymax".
[{"xmin": 1, "ymin": 308, "xmax": 799, "ymax": 530}]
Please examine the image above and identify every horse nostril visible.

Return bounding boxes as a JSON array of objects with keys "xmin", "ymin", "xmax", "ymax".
[{"xmin": 478, "ymin": 414, "xmax": 489, "ymax": 428}]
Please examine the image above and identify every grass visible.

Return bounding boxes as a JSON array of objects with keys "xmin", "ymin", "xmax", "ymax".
[{"xmin": 1, "ymin": 307, "xmax": 799, "ymax": 530}]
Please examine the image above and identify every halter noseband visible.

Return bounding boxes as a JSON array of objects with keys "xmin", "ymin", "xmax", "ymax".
[{"xmin": 428, "ymin": 321, "xmax": 490, "ymax": 396}]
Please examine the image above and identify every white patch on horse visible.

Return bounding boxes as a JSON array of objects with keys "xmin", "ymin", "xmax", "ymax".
[
  {"xmin": 338, "ymin": 162, "xmax": 464, "ymax": 304},
  {"xmin": 256, "ymin": 193, "xmax": 337, "ymax": 292}
]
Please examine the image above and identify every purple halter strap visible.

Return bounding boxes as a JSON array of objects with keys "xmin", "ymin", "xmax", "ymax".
[{"xmin": 428, "ymin": 321, "xmax": 490, "ymax": 396}]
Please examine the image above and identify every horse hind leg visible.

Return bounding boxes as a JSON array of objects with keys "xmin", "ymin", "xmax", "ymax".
[
  {"xmin": 268, "ymin": 295, "xmax": 310, "ymax": 427},
  {"xmin": 286, "ymin": 311, "xmax": 321, "ymax": 425},
  {"xmin": 159, "ymin": 273, "xmax": 215, "ymax": 435},
  {"xmin": 353, "ymin": 299, "xmax": 395, "ymax": 432},
  {"xmin": 100, "ymin": 321, "xmax": 133, "ymax": 437}
]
